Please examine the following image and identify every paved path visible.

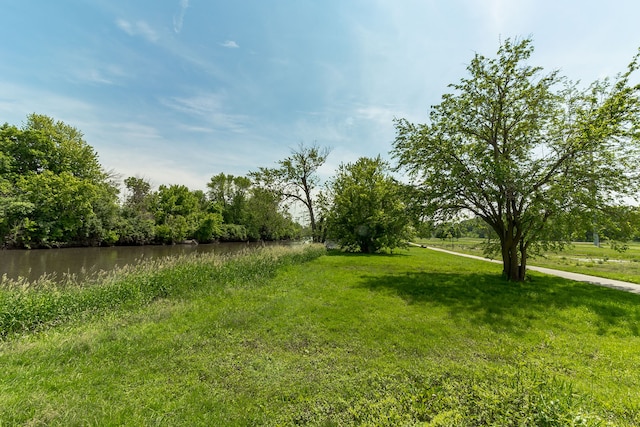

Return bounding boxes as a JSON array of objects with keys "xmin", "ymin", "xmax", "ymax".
[{"xmin": 422, "ymin": 245, "xmax": 640, "ymax": 295}]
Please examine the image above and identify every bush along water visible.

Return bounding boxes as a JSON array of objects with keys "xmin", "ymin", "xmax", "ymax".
[{"xmin": 0, "ymin": 244, "xmax": 326, "ymax": 339}]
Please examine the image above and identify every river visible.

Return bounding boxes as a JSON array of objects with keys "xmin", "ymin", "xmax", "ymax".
[{"xmin": 0, "ymin": 242, "xmax": 274, "ymax": 284}]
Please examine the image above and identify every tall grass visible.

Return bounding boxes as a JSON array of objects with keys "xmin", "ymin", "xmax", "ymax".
[
  {"xmin": 0, "ymin": 244, "xmax": 326, "ymax": 339},
  {"xmin": 2, "ymin": 246, "xmax": 639, "ymax": 425}
]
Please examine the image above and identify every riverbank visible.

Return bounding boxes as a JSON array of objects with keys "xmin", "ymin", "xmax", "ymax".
[
  {"xmin": 0, "ymin": 244, "xmax": 325, "ymax": 339},
  {"xmin": 0, "ymin": 240, "xmax": 297, "ymax": 284},
  {"xmin": 2, "ymin": 246, "xmax": 639, "ymax": 425}
]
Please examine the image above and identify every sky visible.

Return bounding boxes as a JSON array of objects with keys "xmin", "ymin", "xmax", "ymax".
[{"xmin": 1, "ymin": 0, "xmax": 639, "ymax": 191}]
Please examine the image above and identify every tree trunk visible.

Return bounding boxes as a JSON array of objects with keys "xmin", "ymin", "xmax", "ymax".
[
  {"xmin": 501, "ymin": 236, "xmax": 526, "ymax": 281},
  {"xmin": 518, "ymin": 238, "xmax": 527, "ymax": 281},
  {"xmin": 311, "ymin": 217, "xmax": 323, "ymax": 243},
  {"xmin": 303, "ymin": 185, "xmax": 321, "ymax": 243},
  {"xmin": 491, "ymin": 219, "xmax": 527, "ymax": 281},
  {"xmin": 309, "ymin": 207, "xmax": 319, "ymax": 242}
]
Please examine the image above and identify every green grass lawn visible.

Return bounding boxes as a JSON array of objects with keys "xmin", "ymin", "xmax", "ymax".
[
  {"xmin": 422, "ymin": 237, "xmax": 640, "ymax": 284},
  {"xmin": 1, "ymin": 246, "xmax": 640, "ymax": 425}
]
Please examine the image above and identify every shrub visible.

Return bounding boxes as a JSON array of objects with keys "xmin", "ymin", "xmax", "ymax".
[{"xmin": 220, "ymin": 223, "xmax": 249, "ymax": 242}]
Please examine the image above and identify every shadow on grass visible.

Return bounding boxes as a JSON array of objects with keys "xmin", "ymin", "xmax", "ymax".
[
  {"xmin": 325, "ymin": 249, "xmax": 410, "ymax": 258},
  {"xmin": 359, "ymin": 270, "xmax": 640, "ymax": 336}
]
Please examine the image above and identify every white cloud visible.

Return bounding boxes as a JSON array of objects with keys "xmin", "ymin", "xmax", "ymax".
[
  {"xmin": 77, "ymin": 119, "xmax": 217, "ymax": 190},
  {"xmin": 160, "ymin": 93, "xmax": 248, "ymax": 133},
  {"xmin": 71, "ymin": 64, "xmax": 128, "ymax": 86},
  {"xmin": 164, "ymin": 93, "xmax": 224, "ymax": 116},
  {"xmin": 116, "ymin": 18, "xmax": 159, "ymax": 42},
  {"xmin": 177, "ymin": 124, "xmax": 215, "ymax": 133},
  {"xmin": 80, "ymin": 69, "xmax": 114, "ymax": 85},
  {"xmin": 0, "ymin": 81, "xmax": 94, "ymax": 127},
  {"xmin": 115, "ymin": 18, "xmax": 132, "ymax": 34},
  {"xmin": 354, "ymin": 105, "xmax": 395, "ymax": 122},
  {"xmin": 105, "ymin": 121, "xmax": 164, "ymax": 141},
  {"xmin": 173, "ymin": 0, "xmax": 190, "ymax": 34},
  {"xmin": 221, "ymin": 40, "xmax": 240, "ymax": 49}
]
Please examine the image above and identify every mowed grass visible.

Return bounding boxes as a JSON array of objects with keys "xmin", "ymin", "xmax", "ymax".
[
  {"xmin": 1, "ymin": 246, "xmax": 640, "ymax": 425},
  {"xmin": 423, "ymin": 237, "xmax": 640, "ymax": 284}
]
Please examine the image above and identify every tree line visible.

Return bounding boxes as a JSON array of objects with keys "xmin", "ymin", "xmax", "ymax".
[
  {"xmin": 0, "ymin": 115, "xmax": 303, "ymax": 248},
  {"xmin": 2, "ymin": 38, "xmax": 640, "ymax": 282},
  {"xmin": 430, "ymin": 212, "xmax": 640, "ymax": 244},
  {"xmin": 0, "ymin": 116, "xmax": 412, "ymax": 251}
]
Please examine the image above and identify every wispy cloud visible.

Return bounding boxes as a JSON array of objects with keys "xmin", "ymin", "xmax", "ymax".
[
  {"xmin": 72, "ymin": 64, "xmax": 128, "ymax": 86},
  {"xmin": 85, "ymin": 120, "xmax": 213, "ymax": 190},
  {"xmin": 177, "ymin": 124, "xmax": 215, "ymax": 133},
  {"xmin": 116, "ymin": 18, "xmax": 159, "ymax": 42},
  {"xmin": 161, "ymin": 93, "xmax": 248, "ymax": 133},
  {"xmin": 354, "ymin": 104, "xmax": 396, "ymax": 122},
  {"xmin": 0, "ymin": 81, "xmax": 94, "ymax": 127},
  {"xmin": 82, "ymin": 69, "xmax": 114, "ymax": 85},
  {"xmin": 173, "ymin": 0, "xmax": 189, "ymax": 34},
  {"xmin": 163, "ymin": 92, "xmax": 225, "ymax": 116},
  {"xmin": 104, "ymin": 121, "xmax": 164, "ymax": 142},
  {"xmin": 220, "ymin": 40, "xmax": 240, "ymax": 49}
]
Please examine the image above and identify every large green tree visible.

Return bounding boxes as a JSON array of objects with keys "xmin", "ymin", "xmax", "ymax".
[
  {"xmin": 0, "ymin": 114, "xmax": 119, "ymax": 248},
  {"xmin": 117, "ymin": 177, "xmax": 155, "ymax": 245},
  {"xmin": 250, "ymin": 143, "xmax": 330, "ymax": 242},
  {"xmin": 326, "ymin": 156, "xmax": 413, "ymax": 253},
  {"xmin": 392, "ymin": 39, "xmax": 640, "ymax": 281},
  {"xmin": 244, "ymin": 187, "xmax": 300, "ymax": 241},
  {"xmin": 150, "ymin": 184, "xmax": 222, "ymax": 244},
  {"xmin": 206, "ymin": 173, "xmax": 252, "ymax": 226}
]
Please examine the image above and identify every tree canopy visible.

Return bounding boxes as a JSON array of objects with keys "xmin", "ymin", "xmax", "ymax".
[
  {"xmin": 392, "ymin": 38, "xmax": 640, "ymax": 281},
  {"xmin": 0, "ymin": 114, "xmax": 119, "ymax": 248},
  {"xmin": 250, "ymin": 143, "xmax": 330, "ymax": 242},
  {"xmin": 207, "ymin": 173, "xmax": 251, "ymax": 226},
  {"xmin": 6, "ymin": 46, "xmax": 640, "ymax": 263},
  {"xmin": 0, "ymin": 115, "xmax": 303, "ymax": 248},
  {"xmin": 326, "ymin": 156, "xmax": 413, "ymax": 253}
]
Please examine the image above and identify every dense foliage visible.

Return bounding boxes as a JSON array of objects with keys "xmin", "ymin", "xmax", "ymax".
[
  {"xmin": 0, "ymin": 115, "xmax": 302, "ymax": 248},
  {"xmin": 3, "ymin": 39, "xmax": 639, "ymax": 259},
  {"xmin": 0, "ymin": 114, "xmax": 120, "ymax": 248},
  {"xmin": 393, "ymin": 38, "xmax": 640, "ymax": 281},
  {"xmin": 326, "ymin": 156, "xmax": 413, "ymax": 253},
  {"xmin": 250, "ymin": 143, "xmax": 330, "ymax": 242}
]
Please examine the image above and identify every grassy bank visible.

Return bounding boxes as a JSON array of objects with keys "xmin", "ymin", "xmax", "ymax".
[
  {"xmin": 1, "ymin": 246, "xmax": 640, "ymax": 425},
  {"xmin": 422, "ymin": 237, "xmax": 640, "ymax": 284},
  {"xmin": 0, "ymin": 245, "xmax": 325, "ymax": 339}
]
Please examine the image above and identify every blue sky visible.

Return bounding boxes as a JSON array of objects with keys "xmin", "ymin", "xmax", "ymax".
[{"xmin": 1, "ymin": 0, "xmax": 639, "ymax": 191}]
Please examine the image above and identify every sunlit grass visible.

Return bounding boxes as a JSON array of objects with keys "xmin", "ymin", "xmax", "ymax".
[
  {"xmin": 0, "ymin": 244, "xmax": 325, "ymax": 339},
  {"xmin": 1, "ymin": 246, "xmax": 639, "ymax": 425},
  {"xmin": 421, "ymin": 237, "xmax": 640, "ymax": 283}
]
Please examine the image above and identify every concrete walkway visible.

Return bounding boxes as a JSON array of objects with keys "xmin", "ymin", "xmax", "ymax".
[{"xmin": 422, "ymin": 245, "xmax": 640, "ymax": 295}]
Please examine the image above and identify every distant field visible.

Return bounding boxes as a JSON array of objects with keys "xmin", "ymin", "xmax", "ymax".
[
  {"xmin": 420, "ymin": 238, "xmax": 640, "ymax": 284},
  {"xmin": 1, "ymin": 246, "xmax": 639, "ymax": 425}
]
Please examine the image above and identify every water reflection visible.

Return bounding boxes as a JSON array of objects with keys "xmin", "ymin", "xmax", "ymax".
[{"xmin": 0, "ymin": 242, "xmax": 269, "ymax": 283}]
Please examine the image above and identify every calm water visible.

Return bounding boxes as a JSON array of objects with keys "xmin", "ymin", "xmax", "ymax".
[{"xmin": 0, "ymin": 242, "xmax": 270, "ymax": 283}]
